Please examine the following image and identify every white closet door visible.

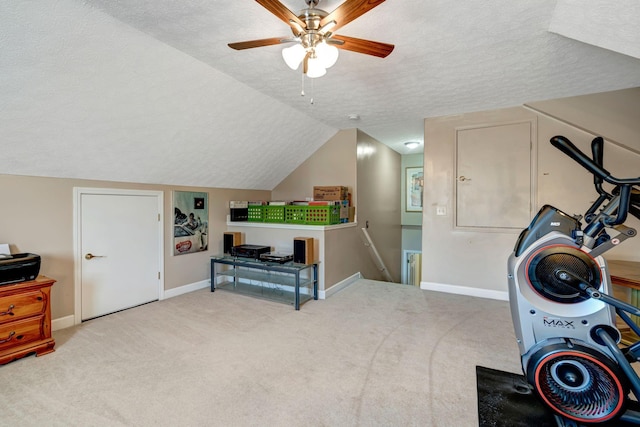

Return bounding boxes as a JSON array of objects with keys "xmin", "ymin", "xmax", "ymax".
[{"xmin": 80, "ymin": 192, "xmax": 160, "ymax": 320}]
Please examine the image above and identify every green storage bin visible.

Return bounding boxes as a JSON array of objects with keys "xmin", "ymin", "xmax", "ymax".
[
  {"xmin": 264, "ymin": 205, "xmax": 286, "ymax": 223},
  {"xmin": 247, "ymin": 205, "xmax": 264, "ymax": 222},
  {"xmin": 305, "ymin": 205, "xmax": 340, "ymax": 225},
  {"xmin": 285, "ymin": 206, "xmax": 308, "ymax": 224}
]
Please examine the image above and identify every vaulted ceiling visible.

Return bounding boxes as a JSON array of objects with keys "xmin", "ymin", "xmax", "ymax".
[{"xmin": 1, "ymin": 1, "xmax": 639, "ymax": 189}]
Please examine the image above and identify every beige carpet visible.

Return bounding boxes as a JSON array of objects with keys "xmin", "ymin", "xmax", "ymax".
[{"xmin": 0, "ymin": 279, "xmax": 522, "ymax": 426}]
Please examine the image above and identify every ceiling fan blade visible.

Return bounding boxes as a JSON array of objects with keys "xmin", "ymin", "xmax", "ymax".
[
  {"xmin": 320, "ymin": 0, "xmax": 386, "ymax": 32},
  {"xmin": 256, "ymin": 0, "xmax": 306, "ymax": 30},
  {"xmin": 330, "ymin": 35, "xmax": 394, "ymax": 58},
  {"xmin": 228, "ymin": 37, "xmax": 290, "ymax": 50}
]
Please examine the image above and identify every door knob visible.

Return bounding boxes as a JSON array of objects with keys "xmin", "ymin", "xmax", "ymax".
[
  {"xmin": 85, "ymin": 253, "xmax": 105, "ymax": 260},
  {"xmin": 458, "ymin": 176, "xmax": 472, "ymax": 182}
]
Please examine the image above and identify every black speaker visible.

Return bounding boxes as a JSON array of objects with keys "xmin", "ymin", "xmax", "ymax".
[
  {"xmin": 293, "ymin": 237, "xmax": 314, "ymax": 264},
  {"xmin": 223, "ymin": 232, "xmax": 242, "ymax": 254}
]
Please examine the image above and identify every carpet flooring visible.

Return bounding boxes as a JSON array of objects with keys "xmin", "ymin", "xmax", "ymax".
[{"xmin": 0, "ymin": 279, "xmax": 523, "ymax": 426}]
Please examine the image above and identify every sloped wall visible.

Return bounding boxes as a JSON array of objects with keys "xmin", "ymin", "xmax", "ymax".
[{"xmin": 271, "ymin": 129, "xmax": 357, "ymax": 202}]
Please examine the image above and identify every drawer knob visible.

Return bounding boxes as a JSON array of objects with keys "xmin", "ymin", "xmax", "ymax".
[
  {"xmin": 0, "ymin": 304, "xmax": 15, "ymax": 316},
  {"xmin": 0, "ymin": 331, "xmax": 16, "ymax": 344}
]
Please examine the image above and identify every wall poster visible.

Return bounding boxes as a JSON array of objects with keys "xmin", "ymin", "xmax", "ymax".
[
  {"xmin": 406, "ymin": 167, "xmax": 424, "ymax": 212},
  {"xmin": 173, "ymin": 191, "xmax": 208, "ymax": 255}
]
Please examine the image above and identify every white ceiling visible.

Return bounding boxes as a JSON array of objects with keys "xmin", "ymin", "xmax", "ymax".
[{"xmin": 1, "ymin": 0, "xmax": 639, "ymax": 189}]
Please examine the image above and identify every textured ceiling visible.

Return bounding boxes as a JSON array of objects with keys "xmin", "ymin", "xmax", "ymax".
[
  {"xmin": 1, "ymin": 1, "xmax": 639, "ymax": 189},
  {"xmin": 81, "ymin": 0, "xmax": 640, "ymax": 151}
]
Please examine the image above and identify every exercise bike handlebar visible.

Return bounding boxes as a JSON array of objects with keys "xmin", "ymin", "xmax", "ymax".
[{"xmin": 550, "ymin": 136, "xmax": 640, "ymax": 186}]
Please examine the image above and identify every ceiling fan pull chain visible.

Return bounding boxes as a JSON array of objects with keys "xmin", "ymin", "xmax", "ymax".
[
  {"xmin": 310, "ymin": 77, "xmax": 315, "ymax": 105},
  {"xmin": 301, "ymin": 71, "xmax": 305, "ymax": 97}
]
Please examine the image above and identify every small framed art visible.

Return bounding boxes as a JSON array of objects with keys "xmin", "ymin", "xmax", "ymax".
[{"xmin": 406, "ymin": 167, "xmax": 424, "ymax": 212}]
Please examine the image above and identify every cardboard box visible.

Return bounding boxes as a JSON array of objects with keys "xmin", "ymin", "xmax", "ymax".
[
  {"xmin": 348, "ymin": 206, "xmax": 356, "ymax": 223},
  {"xmin": 313, "ymin": 186, "xmax": 348, "ymax": 201},
  {"xmin": 309, "ymin": 200, "xmax": 339, "ymax": 206}
]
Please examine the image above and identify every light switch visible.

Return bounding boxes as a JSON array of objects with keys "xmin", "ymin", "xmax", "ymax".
[{"xmin": 436, "ymin": 206, "xmax": 446, "ymax": 216}]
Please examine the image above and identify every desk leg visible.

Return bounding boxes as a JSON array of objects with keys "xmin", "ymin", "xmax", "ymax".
[
  {"xmin": 210, "ymin": 260, "xmax": 216, "ymax": 292},
  {"xmin": 313, "ymin": 264, "xmax": 318, "ymax": 300},
  {"xmin": 295, "ymin": 273, "xmax": 300, "ymax": 310}
]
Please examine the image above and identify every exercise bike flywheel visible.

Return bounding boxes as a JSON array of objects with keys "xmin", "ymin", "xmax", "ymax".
[{"xmin": 527, "ymin": 343, "xmax": 628, "ymax": 424}]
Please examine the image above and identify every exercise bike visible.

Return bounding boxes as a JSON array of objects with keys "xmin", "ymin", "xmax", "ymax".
[{"xmin": 508, "ymin": 135, "xmax": 640, "ymax": 425}]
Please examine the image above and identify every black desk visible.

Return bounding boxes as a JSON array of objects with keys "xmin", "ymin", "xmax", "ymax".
[{"xmin": 210, "ymin": 255, "xmax": 318, "ymax": 310}]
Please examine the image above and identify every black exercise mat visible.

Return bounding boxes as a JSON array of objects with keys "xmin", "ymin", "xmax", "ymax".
[
  {"xmin": 476, "ymin": 365, "xmax": 640, "ymax": 427},
  {"xmin": 476, "ymin": 365, "xmax": 556, "ymax": 427}
]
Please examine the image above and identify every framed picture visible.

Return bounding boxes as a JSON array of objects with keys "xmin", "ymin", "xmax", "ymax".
[
  {"xmin": 406, "ymin": 167, "xmax": 424, "ymax": 212},
  {"xmin": 173, "ymin": 191, "xmax": 208, "ymax": 255}
]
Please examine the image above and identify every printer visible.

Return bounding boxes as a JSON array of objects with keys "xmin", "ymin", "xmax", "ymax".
[{"xmin": 0, "ymin": 253, "xmax": 41, "ymax": 285}]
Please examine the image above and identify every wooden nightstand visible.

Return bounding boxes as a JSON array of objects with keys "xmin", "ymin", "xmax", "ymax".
[{"xmin": 0, "ymin": 276, "xmax": 56, "ymax": 365}]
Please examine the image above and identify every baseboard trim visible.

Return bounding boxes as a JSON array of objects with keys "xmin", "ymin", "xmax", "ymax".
[
  {"xmin": 320, "ymin": 272, "xmax": 361, "ymax": 299},
  {"xmin": 421, "ymin": 281, "xmax": 509, "ymax": 301},
  {"xmin": 52, "ymin": 315, "xmax": 75, "ymax": 332},
  {"xmin": 52, "ymin": 280, "xmax": 211, "ymax": 331},
  {"xmin": 162, "ymin": 279, "xmax": 210, "ymax": 300}
]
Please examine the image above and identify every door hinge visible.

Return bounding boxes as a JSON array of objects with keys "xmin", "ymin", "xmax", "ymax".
[
  {"xmin": 158, "ymin": 214, "xmax": 161, "ymax": 221},
  {"xmin": 158, "ymin": 272, "xmax": 161, "ymax": 280}
]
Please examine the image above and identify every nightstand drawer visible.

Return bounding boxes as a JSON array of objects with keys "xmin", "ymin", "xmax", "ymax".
[
  {"xmin": 0, "ymin": 316, "xmax": 45, "ymax": 352},
  {"xmin": 0, "ymin": 289, "xmax": 46, "ymax": 323}
]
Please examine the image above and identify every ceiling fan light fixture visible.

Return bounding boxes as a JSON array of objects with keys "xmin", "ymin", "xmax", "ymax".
[
  {"xmin": 282, "ymin": 43, "xmax": 306, "ymax": 70},
  {"xmin": 229, "ymin": 0, "xmax": 395, "ymax": 81},
  {"xmin": 306, "ymin": 56, "xmax": 326, "ymax": 78},
  {"xmin": 315, "ymin": 41, "xmax": 339, "ymax": 69}
]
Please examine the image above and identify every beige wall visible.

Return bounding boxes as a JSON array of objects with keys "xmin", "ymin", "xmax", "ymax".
[
  {"xmin": 356, "ymin": 130, "xmax": 402, "ymax": 282},
  {"xmin": 272, "ymin": 129, "xmax": 357, "ymax": 205},
  {"xmin": 272, "ymin": 128, "xmax": 402, "ymax": 283},
  {"xmin": 0, "ymin": 174, "xmax": 269, "ymax": 320},
  {"xmin": 271, "ymin": 128, "xmax": 371, "ymax": 287},
  {"xmin": 423, "ymin": 107, "xmax": 538, "ymax": 296},
  {"xmin": 529, "ymin": 87, "xmax": 640, "ymax": 261},
  {"xmin": 526, "ymin": 87, "xmax": 640, "ymax": 152},
  {"xmin": 535, "ymin": 114, "xmax": 640, "ymax": 260},
  {"xmin": 423, "ymin": 90, "xmax": 640, "ymax": 297}
]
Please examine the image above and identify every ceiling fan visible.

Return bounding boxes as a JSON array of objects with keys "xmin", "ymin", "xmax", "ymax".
[{"xmin": 228, "ymin": 0, "xmax": 394, "ymax": 78}]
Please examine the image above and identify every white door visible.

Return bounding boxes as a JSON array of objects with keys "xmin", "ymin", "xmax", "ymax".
[{"xmin": 79, "ymin": 191, "xmax": 161, "ymax": 321}]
